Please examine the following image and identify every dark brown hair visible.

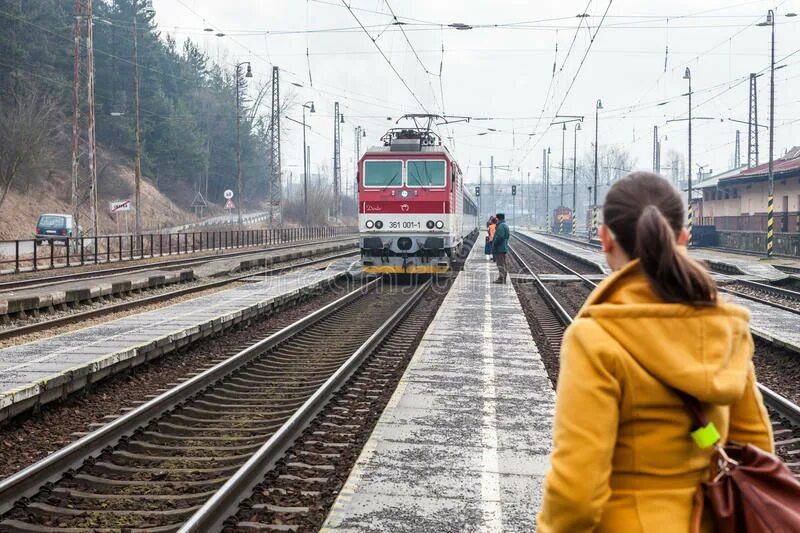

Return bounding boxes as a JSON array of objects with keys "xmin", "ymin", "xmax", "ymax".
[{"xmin": 602, "ymin": 172, "xmax": 717, "ymax": 304}]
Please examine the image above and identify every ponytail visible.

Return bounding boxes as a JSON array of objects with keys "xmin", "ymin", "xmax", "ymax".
[
  {"xmin": 603, "ymin": 172, "xmax": 717, "ymax": 306},
  {"xmin": 635, "ymin": 205, "xmax": 716, "ymax": 304}
]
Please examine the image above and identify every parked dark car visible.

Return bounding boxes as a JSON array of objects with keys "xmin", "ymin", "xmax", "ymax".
[{"xmin": 35, "ymin": 213, "xmax": 81, "ymax": 246}]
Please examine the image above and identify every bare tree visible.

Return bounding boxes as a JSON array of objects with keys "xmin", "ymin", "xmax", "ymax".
[{"xmin": 0, "ymin": 84, "xmax": 58, "ymax": 211}]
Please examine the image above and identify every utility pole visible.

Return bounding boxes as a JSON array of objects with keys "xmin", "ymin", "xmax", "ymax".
[
  {"xmin": 132, "ymin": 0, "xmax": 143, "ymax": 237},
  {"xmin": 542, "ymin": 148, "xmax": 550, "ymax": 228},
  {"xmin": 652, "ymin": 125, "xmax": 659, "ymax": 172},
  {"xmin": 333, "ymin": 102, "xmax": 342, "ymax": 219},
  {"xmin": 573, "ymin": 123, "xmax": 580, "ymax": 234},
  {"xmin": 593, "ymin": 99, "xmax": 602, "ymax": 240},
  {"xmin": 70, "ymin": 0, "xmax": 83, "ymax": 235},
  {"xmin": 764, "ymin": 10, "xmax": 776, "ymax": 256},
  {"xmin": 86, "ymin": 0, "xmax": 98, "ymax": 237},
  {"xmin": 268, "ymin": 66, "xmax": 281, "ymax": 225},
  {"xmin": 560, "ymin": 123, "xmax": 566, "ymax": 208},
  {"xmin": 545, "ymin": 147, "xmax": 551, "ymax": 232},
  {"xmin": 526, "ymin": 171, "xmax": 531, "ymax": 227},
  {"xmin": 478, "ymin": 161, "xmax": 483, "ymax": 220},
  {"xmin": 684, "ymin": 67, "xmax": 693, "ymax": 246},
  {"xmin": 748, "ymin": 73, "xmax": 759, "ymax": 168},
  {"xmin": 234, "ymin": 61, "xmax": 252, "ymax": 227},
  {"xmin": 490, "ymin": 155, "xmax": 495, "ymax": 215},
  {"xmin": 735, "ymin": 130, "xmax": 741, "ymax": 167}
]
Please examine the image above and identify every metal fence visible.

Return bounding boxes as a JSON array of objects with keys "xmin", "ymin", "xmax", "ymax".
[{"xmin": 1, "ymin": 226, "xmax": 358, "ymax": 274}]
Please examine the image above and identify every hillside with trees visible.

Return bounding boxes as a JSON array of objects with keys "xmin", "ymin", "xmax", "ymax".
[{"xmin": 0, "ymin": 0, "xmax": 284, "ymax": 236}]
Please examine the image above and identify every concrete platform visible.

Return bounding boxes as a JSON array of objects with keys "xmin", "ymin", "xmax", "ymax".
[
  {"xmin": 0, "ymin": 240, "xmax": 356, "ymax": 319},
  {"xmin": 0, "ymin": 269, "xmax": 194, "ymax": 318},
  {"xmin": 0, "ymin": 268, "xmax": 348, "ymax": 421},
  {"xmin": 690, "ymin": 249, "xmax": 793, "ymax": 281},
  {"xmin": 321, "ymin": 243, "xmax": 555, "ymax": 532}
]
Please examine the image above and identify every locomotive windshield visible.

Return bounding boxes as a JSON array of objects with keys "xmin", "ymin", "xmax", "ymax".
[
  {"xmin": 407, "ymin": 160, "xmax": 445, "ymax": 187},
  {"xmin": 364, "ymin": 160, "xmax": 402, "ymax": 187}
]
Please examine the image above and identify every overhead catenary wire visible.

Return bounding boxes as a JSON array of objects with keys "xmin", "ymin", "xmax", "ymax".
[{"xmin": 339, "ymin": 0, "xmax": 430, "ymax": 113}]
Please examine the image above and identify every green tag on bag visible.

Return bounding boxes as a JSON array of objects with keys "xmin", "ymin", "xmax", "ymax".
[{"xmin": 691, "ymin": 422, "xmax": 721, "ymax": 449}]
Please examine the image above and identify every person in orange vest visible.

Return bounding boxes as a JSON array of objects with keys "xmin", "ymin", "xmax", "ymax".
[{"xmin": 485, "ymin": 216, "xmax": 497, "ymax": 260}]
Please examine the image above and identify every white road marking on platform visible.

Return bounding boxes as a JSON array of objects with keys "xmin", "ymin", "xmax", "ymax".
[{"xmin": 480, "ymin": 265, "xmax": 503, "ymax": 531}]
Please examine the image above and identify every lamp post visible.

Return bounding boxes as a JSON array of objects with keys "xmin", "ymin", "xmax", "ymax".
[
  {"xmin": 560, "ymin": 123, "xmax": 566, "ymax": 208},
  {"xmin": 545, "ymin": 147, "xmax": 551, "ymax": 231},
  {"xmin": 131, "ymin": 0, "xmax": 154, "ymax": 237},
  {"xmin": 302, "ymin": 100, "xmax": 315, "ymax": 225},
  {"xmin": 573, "ymin": 122, "xmax": 581, "ymax": 234},
  {"xmin": 592, "ymin": 99, "xmax": 602, "ymax": 240},
  {"xmin": 235, "ymin": 61, "xmax": 252, "ymax": 226},
  {"xmin": 683, "ymin": 67, "xmax": 692, "ymax": 246}
]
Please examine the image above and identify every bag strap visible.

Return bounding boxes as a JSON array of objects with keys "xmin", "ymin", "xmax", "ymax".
[{"xmin": 674, "ymin": 389, "xmax": 722, "ymax": 449}]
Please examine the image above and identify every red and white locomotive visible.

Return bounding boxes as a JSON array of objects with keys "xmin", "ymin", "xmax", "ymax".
[{"xmin": 358, "ymin": 116, "xmax": 478, "ymax": 274}]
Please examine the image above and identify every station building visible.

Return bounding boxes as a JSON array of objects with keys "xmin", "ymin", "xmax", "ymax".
[{"xmin": 694, "ymin": 146, "xmax": 800, "ymax": 255}]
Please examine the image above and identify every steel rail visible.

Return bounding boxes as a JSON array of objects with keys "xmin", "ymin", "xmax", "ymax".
[
  {"xmin": 0, "ymin": 236, "xmax": 357, "ymax": 293},
  {"xmin": 0, "ymin": 250, "xmax": 359, "ymax": 342},
  {"xmin": 0, "ymin": 277, "xmax": 380, "ymax": 516},
  {"xmin": 512, "ymin": 231, "xmax": 604, "ymax": 278},
  {"xmin": 511, "ymin": 233, "xmax": 599, "ymax": 290},
  {"xmin": 521, "ymin": 231, "xmax": 800, "ymax": 315},
  {"xmin": 179, "ymin": 279, "xmax": 432, "ymax": 532},
  {"xmin": 508, "ymin": 245, "xmax": 574, "ymax": 326}
]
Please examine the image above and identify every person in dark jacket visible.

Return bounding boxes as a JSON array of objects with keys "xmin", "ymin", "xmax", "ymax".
[{"xmin": 492, "ymin": 213, "xmax": 509, "ymax": 283}]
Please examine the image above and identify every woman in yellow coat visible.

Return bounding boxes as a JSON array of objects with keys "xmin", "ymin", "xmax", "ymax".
[{"xmin": 537, "ymin": 172, "xmax": 773, "ymax": 532}]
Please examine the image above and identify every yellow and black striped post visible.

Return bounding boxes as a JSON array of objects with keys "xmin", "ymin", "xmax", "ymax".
[
  {"xmin": 559, "ymin": 220, "xmax": 564, "ymax": 234},
  {"xmin": 546, "ymin": 214, "xmax": 550, "ymax": 233},
  {"xmin": 572, "ymin": 212, "xmax": 577, "ymax": 235},
  {"xmin": 767, "ymin": 194, "xmax": 774, "ymax": 256},
  {"xmin": 687, "ymin": 203, "xmax": 693, "ymax": 247},
  {"xmin": 591, "ymin": 206, "xmax": 598, "ymax": 240}
]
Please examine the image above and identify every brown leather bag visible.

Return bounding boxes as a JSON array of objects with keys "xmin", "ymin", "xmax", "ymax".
[{"xmin": 678, "ymin": 392, "xmax": 800, "ymax": 533}]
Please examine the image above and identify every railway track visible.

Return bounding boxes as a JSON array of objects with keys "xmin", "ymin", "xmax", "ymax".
[
  {"xmin": 520, "ymin": 230, "xmax": 800, "ymax": 315},
  {"xmin": 0, "ymin": 237, "xmax": 356, "ymax": 294},
  {"xmin": 0, "ymin": 279, "xmax": 433, "ymax": 531},
  {"xmin": 0, "ymin": 250, "xmax": 358, "ymax": 342},
  {"xmin": 510, "ymin": 232, "xmax": 602, "ymax": 275},
  {"xmin": 511, "ymin": 238, "xmax": 800, "ymax": 478}
]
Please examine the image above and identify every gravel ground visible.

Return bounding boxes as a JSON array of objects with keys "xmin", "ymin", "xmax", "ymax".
[
  {"xmin": 513, "ymin": 281, "xmax": 563, "ymax": 388},
  {"xmin": 509, "ymin": 240, "xmax": 563, "ymax": 274},
  {"xmin": 752, "ymin": 338, "xmax": 800, "ymax": 406},
  {"xmin": 0, "ymin": 279, "xmax": 363, "ymax": 480},
  {"xmin": 546, "ymin": 281, "xmax": 592, "ymax": 316},
  {"xmin": 718, "ymin": 281, "xmax": 800, "ymax": 312}
]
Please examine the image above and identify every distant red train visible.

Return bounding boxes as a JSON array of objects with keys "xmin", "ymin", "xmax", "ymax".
[{"xmin": 358, "ymin": 116, "xmax": 478, "ymax": 274}]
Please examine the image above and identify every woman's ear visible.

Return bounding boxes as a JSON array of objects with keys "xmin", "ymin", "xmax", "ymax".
[
  {"xmin": 599, "ymin": 224, "xmax": 613, "ymax": 253},
  {"xmin": 677, "ymin": 227, "xmax": 689, "ymax": 246}
]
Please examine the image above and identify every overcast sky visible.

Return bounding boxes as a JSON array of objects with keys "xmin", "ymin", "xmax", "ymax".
[{"xmin": 153, "ymin": 0, "xmax": 800, "ymax": 188}]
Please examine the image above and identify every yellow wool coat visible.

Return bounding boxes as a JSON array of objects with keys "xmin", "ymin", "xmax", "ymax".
[{"xmin": 537, "ymin": 260, "xmax": 774, "ymax": 533}]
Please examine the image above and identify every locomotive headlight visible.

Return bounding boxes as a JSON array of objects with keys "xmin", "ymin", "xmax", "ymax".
[
  {"xmin": 435, "ymin": 220, "xmax": 444, "ymax": 229},
  {"xmin": 365, "ymin": 220, "xmax": 374, "ymax": 229},
  {"xmin": 426, "ymin": 220, "xmax": 435, "ymax": 229},
  {"xmin": 375, "ymin": 220, "xmax": 384, "ymax": 229}
]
